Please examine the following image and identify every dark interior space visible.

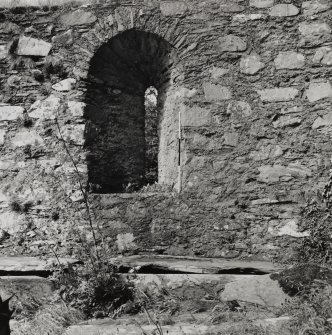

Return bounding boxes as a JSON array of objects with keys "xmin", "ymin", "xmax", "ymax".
[{"xmin": 84, "ymin": 29, "xmax": 175, "ymax": 193}]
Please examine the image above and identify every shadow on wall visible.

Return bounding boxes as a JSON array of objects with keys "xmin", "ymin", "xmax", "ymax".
[{"xmin": 84, "ymin": 29, "xmax": 180, "ymax": 194}]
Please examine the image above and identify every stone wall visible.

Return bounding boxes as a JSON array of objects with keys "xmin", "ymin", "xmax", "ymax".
[{"xmin": 0, "ymin": 0, "xmax": 331, "ymax": 260}]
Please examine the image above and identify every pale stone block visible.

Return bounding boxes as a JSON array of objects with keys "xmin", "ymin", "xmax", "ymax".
[
  {"xmin": 58, "ymin": 10, "xmax": 97, "ymax": 26},
  {"xmin": 220, "ymin": 274, "xmax": 289, "ymax": 307},
  {"xmin": 218, "ymin": 35, "xmax": 247, "ymax": 52},
  {"xmin": 51, "ymin": 29, "xmax": 73, "ymax": 45},
  {"xmin": 204, "ymin": 83, "xmax": 232, "ymax": 101},
  {"xmin": 306, "ymin": 81, "xmax": 332, "ymax": 102},
  {"xmin": 274, "ymin": 51, "xmax": 305, "ymax": 69},
  {"xmin": 0, "ymin": 106, "xmax": 24, "ymax": 121},
  {"xmin": 240, "ymin": 54, "xmax": 264, "ymax": 75},
  {"xmin": 12, "ymin": 130, "xmax": 44, "ymax": 147},
  {"xmin": 29, "ymin": 95, "xmax": 60, "ymax": 120},
  {"xmin": 227, "ymin": 101, "xmax": 252, "ymax": 117},
  {"xmin": 312, "ymin": 112, "xmax": 332, "ymax": 129},
  {"xmin": 59, "ymin": 124, "xmax": 85, "ymax": 145},
  {"xmin": 67, "ymin": 101, "xmax": 85, "ymax": 117},
  {"xmin": 160, "ymin": 1, "xmax": 188, "ymax": 16},
  {"xmin": 257, "ymin": 87, "xmax": 299, "ymax": 102},
  {"xmin": 0, "ymin": 129, "xmax": 6, "ymax": 145},
  {"xmin": 249, "ymin": 0, "xmax": 274, "ymax": 8},
  {"xmin": 269, "ymin": 4, "xmax": 299, "ymax": 16},
  {"xmin": 223, "ymin": 132, "xmax": 239, "ymax": 147},
  {"xmin": 232, "ymin": 14, "xmax": 265, "ymax": 23},
  {"xmin": 16, "ymin": 36, "xmax": 51, "ymax": 57},
  {"xmin": 0, "ymin": 212, "xmax": 25, "ymax": 234},
  {"xmin": 299, "ymin": 22, "xmax": 331, "ymax": 38},
  {"xmin": 182, "ymin": 106, "xmax": 211, "ymax": 127},
  {"xmin": 52, "ymin": 78, "xmax": 76, "ymax": 92},
  {"xmin": 270, "ymin": 219, "xmax": 310, "ymax": 238},
  {"xmin": 0, "ymin": 45, "xmax": 7, "ymax": 60}
]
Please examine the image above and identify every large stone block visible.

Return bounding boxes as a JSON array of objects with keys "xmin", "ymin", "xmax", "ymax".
[
  {"xmin": 220, "ymin": 274, "xmax": 289, "ymax": 307},
  {"xmin": 0, "ymin": 212, "xmax": 25, "ymax": 234},
  {"xmin": 67, "ymin": 101, "xmax": 86, "ymax": 117},
  {"xmin": 0, "ymin": 106, "xmax": 24, "ymax": 121},
  {"xmin": 58, "ymin": 10, "xmax": 97, "ymax": 26},
  {"xmin": 306, "ymin": 81, "xmax": 332, "ymax": 102},
  {"xmin": 52, "ymin": 78, "xmax": 76, "ymax": 92},
  {"xmin": 204, "ymin": 83, "xmax": 232, "ymax": 101},
  {"xmin": 274, "ymin": 51, "xmax": 305, "ymax": 69},
  {"xmin": 249, "ymin": 0, "xmax": 274, "ymax": 8},
  {"xmin": 182, "ymin": 106, "xmax": 211, "ymax": 127},
  {"xmin": 218, "ymin": 35, "xmax": 247, "ymax": 52},
  {"xmin": 16, "ymin": 36, "xmax": 51, "ymax": 57},
  {"xmin": 269, "ymin": 4, "xmax": 299, "ymax": 16},
  {"xmin": 58, "ymin": 124, "xmax": 85, "ymax": 145},
  {"xmin": 257, "ymin": 87, "xmax": 298, "ymax": 102},
  {"xmin": 299, "ymin": 22, "xmax": 331, "ymax": 39},
  {"xmin": 160, "ymin": 1, "xmax": 188, "ymax": 16},
  {"xmin": 313, "ymin": 47, "xmax": 332, "ymax": 65},
  {"xmin": 12, "ymin": 130, "xmax": 44, "ymax": 147},
  {"xmin": 312, "ymin": 112, "xmax": 332, "ymax": 129},
  {"xmin": 240, "ymin": 54, "xmax": 264, "ymax": 75}
]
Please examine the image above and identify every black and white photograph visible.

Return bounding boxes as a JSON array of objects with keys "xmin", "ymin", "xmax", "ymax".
[{"xmin": 0, "ymin": 0, "xmax": 331, "ymax": 334}]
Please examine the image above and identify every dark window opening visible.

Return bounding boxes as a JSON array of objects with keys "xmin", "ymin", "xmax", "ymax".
[{"xmin": 84, "ymin": 30, "xmax": 176, "ymax": 193}]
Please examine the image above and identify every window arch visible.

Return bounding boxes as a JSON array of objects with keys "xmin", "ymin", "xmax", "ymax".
[{"xmin": 84, "ymin": 30, "xmax": 181, "ymax": 193}]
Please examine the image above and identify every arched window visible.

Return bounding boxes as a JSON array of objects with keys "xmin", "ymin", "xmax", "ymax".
[{"xmin": 84, "ymin": 30, "xmax": 180, "ymax": 193}]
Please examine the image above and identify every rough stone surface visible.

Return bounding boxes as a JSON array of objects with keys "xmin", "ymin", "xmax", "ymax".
[
  {"xmin": 58, "ymin": 10, "xmax": 97, "ymax": 26},
  {"xmin": 257, "ymin": 87, "xmax": 299, "ymax": 102},
  {"xmin": 220, "ymin": 274, "xmax": 289, "ymax": 307},
  {"xmin": 274, "ymin": 52, "xmax": 305, "ymax": 70},
  {"xmin": 0, "ymin": 106, "xmax": 24, "ymax": 121},
  {"xmin": 269, "ymin": 4, "xmax": 299, "ymax": 17},
  {"xmin": 204, "ymin": 83, "xmax": 232, "ymax": 101},
  {"xmin": 240, "ymin": 54, "xmax": 264, "ymax": 75},
  {"xmin": 16, "ymin": 36, "xmax": 51, "ymax": 56},
  {"xmin": 306, "ymin": 81, "xmax": 332, "ymax": 102},
  {"xmin": 218, "ymin": 35, "xmax": 247, "ymax": 52}
]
